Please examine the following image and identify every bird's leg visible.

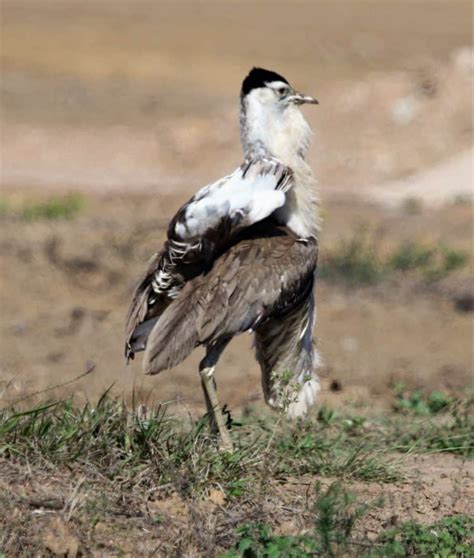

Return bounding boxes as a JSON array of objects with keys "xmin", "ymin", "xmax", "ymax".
[
  {"xmin": 200, "ymin": 368, "xmax": 219, "ymax": 435},
  {"xmin": 199, "ymin": 339, "xmax": 233, "ymax": 451},
  {"xmin": 199, "ymin": 367, "xmax": 233, "ymax": 451}
]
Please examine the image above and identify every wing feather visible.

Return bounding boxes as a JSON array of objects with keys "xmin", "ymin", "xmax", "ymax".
[
  {"xmin": 170, "ymin": 157, "xmax": 292, "ymax": 240},
  {"xmin": 125, "ymin": 157, "xmax": 293, "ymax": 360},
  {"xmin": 143, "ymin": 229, "xmax": 318, "ymax": 374},
  {"xmin": 125, "ymin": 249, "xmax": 171, "ymax": 359}
]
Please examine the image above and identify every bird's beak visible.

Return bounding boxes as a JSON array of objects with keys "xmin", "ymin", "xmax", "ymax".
[{"xmin": 288, "ymin": 92, "xmax": 319, "ymax": 105}]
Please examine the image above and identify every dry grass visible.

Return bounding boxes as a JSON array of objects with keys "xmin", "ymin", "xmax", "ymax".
[{"xmin": 1, "ymin": 391, "xmax": 472, "ymax": 556}]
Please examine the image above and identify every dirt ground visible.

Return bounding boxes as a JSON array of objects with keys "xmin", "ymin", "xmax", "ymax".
[
  {"xmin": 0, "ymin": 0, "xmax": 472, "ymax": 411},
  {"xmin": 1, "ymin": 452, "xmax": 473, "ymax": 556},
  {"xmin": 0, "ymin": 1, "xmax": 473, "ymax": 555}
]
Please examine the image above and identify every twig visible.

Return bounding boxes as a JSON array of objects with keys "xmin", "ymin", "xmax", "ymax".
[{"xmin": 1, "ymin": 364, "xmax": 96, "ymax": 411}]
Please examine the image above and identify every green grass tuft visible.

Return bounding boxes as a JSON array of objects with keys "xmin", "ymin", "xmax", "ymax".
[
  {"xmin": 0, "ymin": 395, "xmax": 400, "ymax": 500},
  {"xmin": 273, "ymin": 418, "xmax": 399, "ymax": 483},
  {"xmin": 319, "ymin": 230, "xmax": 384, "ymax": 286},
  {"xmin": 223, "ymin": 512, "xmax": 473, "ymax": 558},
  {"xmin": 392, "ymin": 383, "xmax": 456, "ymax": 416},
  {"xmin": 371, "ymin": 514, "xmax": 474, "ymax": 557},
  {"xmin": 312, "ymin": 396, "xmax": 474, "ymax": 458},
  {"xmin": 388, "ymin": 242, "xmax": 435, "ymax": 272},
  {"xmin": 319, "ymin": 232, "xmax": 469, "ymax": 286},
  {"xmin": 21, "ymin": 194, "xmax": 84, "ymax": 220},
  {"xmin": 0, "ymin": 199, "xmax": 9, "ymax": 217},
  {"xmin": 221, "ymin": 482, "xmax": 372, "ymax": 558},
  {"xmin": 0, "ymin": 194, "xmax": 85, "ymax": 221}
]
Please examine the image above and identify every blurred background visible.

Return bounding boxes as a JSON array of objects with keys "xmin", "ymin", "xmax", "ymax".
[{"xmin": 1, "ymin": 0, "xmax": 473, "ymax": 413}]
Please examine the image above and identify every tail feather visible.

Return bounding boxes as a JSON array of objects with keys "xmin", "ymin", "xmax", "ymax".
[
  {"xmin": 143, "ymin": 292, "xmax": 200, "ymax": 375},
  {"xmin": 129, "ymin": 317, "xmax": 159, "ymax": 354}
]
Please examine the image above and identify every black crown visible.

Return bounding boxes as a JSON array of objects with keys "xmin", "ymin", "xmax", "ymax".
[{"xmin": 241, "ymin": 67, "xmax": 289, "ymax": 97}]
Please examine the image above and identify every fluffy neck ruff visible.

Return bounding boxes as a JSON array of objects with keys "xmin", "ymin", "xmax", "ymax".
[
  {"xmin": 240, "ymin": 93, "xmax": 320, "ymax": 239},
  {"xmin": 240, "ymin": 91, "xmax": 312, "ymax": 165}
]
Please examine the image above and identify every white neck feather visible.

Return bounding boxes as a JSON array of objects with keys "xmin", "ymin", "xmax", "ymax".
[
  {"xmin": 241, "ymin": 94, "xmax": 320, "ymax": 238},
  {"xmin": 276, "ymin": 161, "xmax": 320, "ymax": 238}
]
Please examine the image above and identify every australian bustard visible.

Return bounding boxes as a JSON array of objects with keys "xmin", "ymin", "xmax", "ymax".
[{"xmin": 125, "ymin": 68, "xmax": 321, "ymax": 449}]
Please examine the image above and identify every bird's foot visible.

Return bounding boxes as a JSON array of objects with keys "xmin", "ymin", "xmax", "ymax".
[{"xmin": 218, "ymin": 430, "xmax": 233, "ymax": 452}]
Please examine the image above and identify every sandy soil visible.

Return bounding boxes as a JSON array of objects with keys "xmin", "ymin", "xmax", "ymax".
[{"xmin": 1, "ymin": 0, "xmax": 473, "ymax": 198}]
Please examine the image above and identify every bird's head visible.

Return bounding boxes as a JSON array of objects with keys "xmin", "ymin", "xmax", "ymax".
[{"xmin": 240, "ymin": 67, "xmax": 318, "ymax": 163}]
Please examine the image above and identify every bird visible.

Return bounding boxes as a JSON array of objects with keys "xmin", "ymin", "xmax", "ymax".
[{"xmin": 125, "ymin": 67, "xmax": 321, "ymax": 450}]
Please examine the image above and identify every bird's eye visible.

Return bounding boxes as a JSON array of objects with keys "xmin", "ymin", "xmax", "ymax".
[{"xmin": 277, "ymin": 87, "xmax": 287, "ymax": 96}]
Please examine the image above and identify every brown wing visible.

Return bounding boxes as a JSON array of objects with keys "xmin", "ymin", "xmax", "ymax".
[
  {"xmin": 125, "ymin": 218, "xmax": 239, "ymax": 360},
  {"xmin": 143, "ymin": 225, "xmax": 318, "ymax": 375},
  {"xmin": 125, "ymin": 158, "xmax": 293, "ymax": 360},
  {"xmin": 125, "ymin": 249, "xmax": 170, "ymax": 360}
]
